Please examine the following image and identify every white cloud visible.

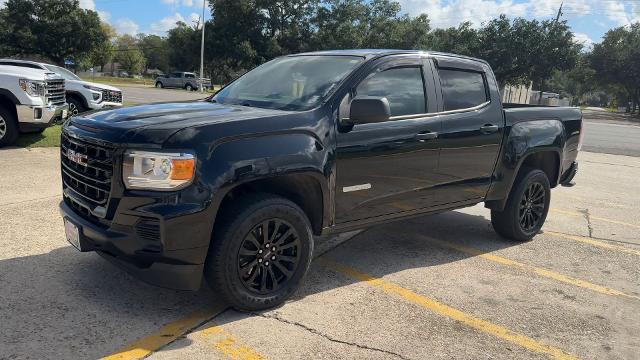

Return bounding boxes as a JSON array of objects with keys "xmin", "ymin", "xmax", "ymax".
[
  {"xmin": 150, "ymin": 13, "xmax": 185, "ymax": 34},
  {"xmin": 114, "ymin": 18, "xmax": 140, "ymax": 35},
  {"xmin": 97, "ymin": 10, "xmax": 111, "ymax": 23},
  {"xmin": 605, "ymin": 1, "xmax": 631, "ymax": 26},
  {"xmin": 397, "ymin": 0, "xmax": 637, "ymax": 29},
  {"xmin": 78, "ymin": 0, "xmax": 96, "ymax": 10},
  {"xmin": 0, "ymin": 0, "xmax": 8, "ymax": 8},
  {"xmin": 399, "ymin": 0, "xmax": 528, "ymax": 28},
  {"xmin": 573, "ymin": 32, "xmax": 594, "ymax": 50}
]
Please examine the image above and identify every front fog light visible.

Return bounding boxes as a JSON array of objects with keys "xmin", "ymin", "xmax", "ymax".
[{"xmin": 123, "ymin": 151, "xmax": 195, "ymax": 190}]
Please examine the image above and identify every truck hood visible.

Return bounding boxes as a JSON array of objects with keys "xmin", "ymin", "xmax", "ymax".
[
  {"xmin": 68, "ymin": 100, "xmax": 293, "ymax": 144},
  {"xmin": 67, "ymin": 79, "xmax": 121, "ymax": 92},
  {"xmin": 0, "ymin": 65, "xmax": 52, "ymax": 80}
]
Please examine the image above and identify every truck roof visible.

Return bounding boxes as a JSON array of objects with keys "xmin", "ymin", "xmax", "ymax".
[{"xmin": 290, "ymin": 49, "xmax": 489, "ymax": 65}]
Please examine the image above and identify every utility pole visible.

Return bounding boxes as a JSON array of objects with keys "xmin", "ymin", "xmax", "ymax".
[
  {"xmin": 538, "ymin": 1, "xmax": 563, "ymax": 104},
  {"xmin": 199, "ymin": 0, "xmax": 206, "ymax": 93},
  {"xmin": 555, "ymin": 1, "xmax": 564, "ymax": 23}
]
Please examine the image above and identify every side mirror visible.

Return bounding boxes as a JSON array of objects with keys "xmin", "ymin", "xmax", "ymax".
[{"xmin": 348, "ymin": 96, "xmax": 391, "ymax": 125}]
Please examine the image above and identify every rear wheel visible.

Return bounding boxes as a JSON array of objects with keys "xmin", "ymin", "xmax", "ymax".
[
  {"xmin": 204, "ymin": 194, "xmax": 314, "ymax": 311},
  {"xmin": 185, "ymin": 84, "xmax": 194, "ymax": 91},
  {"xmin": 0, "ymin": 106, "xmax": 19, "ymax": 147},
  {"xmin": 491, "ymin": 167, "xmax": 550, "ymax": 241}
]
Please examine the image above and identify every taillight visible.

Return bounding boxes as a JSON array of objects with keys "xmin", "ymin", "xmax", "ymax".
[{"xmin": 577, "ymin": 121, "xmax": 585, "ymax": 151}]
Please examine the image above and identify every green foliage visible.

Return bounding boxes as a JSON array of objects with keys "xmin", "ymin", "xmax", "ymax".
[
  {"xmin": 0, "ymin": 0, "xmax": 106, "ymax": 64},
  {"xmin": 114, "ymin": 35, "xmax": 146, "ymax": 75},
  {"xmin": 138, "ymin": 34, "xmax": 170, "ymax": 73},
  {"xmin": 590, "ymin": 23, "xmax": 640, "ymax": 112}
]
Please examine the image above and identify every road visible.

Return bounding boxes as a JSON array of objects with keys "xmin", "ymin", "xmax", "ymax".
[
  {"xmin": 1, "ymin": 148, "xmax": 639, "ymax": 360},
  {"xmin": 582, "ymin": 109, "xmax": 640, "ymax": 157},
  {"xmin": 120, "ymin": 86, "xmax": 640, "ymax": 158},
  {"xmin": 120, "ymin": 84, "xmax": 208, "ymax": 105}
]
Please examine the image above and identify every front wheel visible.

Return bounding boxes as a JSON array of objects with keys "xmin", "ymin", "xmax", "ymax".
[
  {"xmin": 204, "ymin": 194, "xmax": 314, "ymax": 311},
  {"xmin": 491, "ymin": 167, "xmax": 551, "ymax": 241},
  {"xmin": 67, "ymin": 97, "xmax": 86, "ymax": 117},
  {"xmin": 155, "ymin": 82, "xmax": 163, "ymax": 89},
  {"xmin": 0, "ymin": 106, "xmax": 19, "ymax": 147},
  {"xmin": 185, "ymin": 84, "xmax": 194, "ymax": 91}
]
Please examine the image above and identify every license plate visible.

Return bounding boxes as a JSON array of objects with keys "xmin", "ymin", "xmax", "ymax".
[
  {"xmin": 62, "ymin": 109, "xmax": 68, "ymax": 119},
  {"xmin": 64, "ymin": 218, "xmax": 81, "ymax": 251}
]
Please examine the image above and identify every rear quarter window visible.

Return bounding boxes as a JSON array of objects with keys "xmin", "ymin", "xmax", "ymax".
[{"xmin": 439, "ymin": 69, "xmax": 488, "ymax": 111}]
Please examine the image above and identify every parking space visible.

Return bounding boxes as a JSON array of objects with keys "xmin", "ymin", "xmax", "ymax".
[
  {"xmin": 119, "ymin": 85, "xmax": 209, "ymax": 105},
  {"xmin": 1, "ymin": 148, "xmax": 638, "ymax": 360}
]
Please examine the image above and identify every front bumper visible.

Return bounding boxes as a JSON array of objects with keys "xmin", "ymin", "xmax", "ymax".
[
  {"xmin": 89, "ymin": 101, "xmax": 123, "ymax": 110},
  {"xmin": 17, "ymin": 103, "xmax": 68, "ymax": 130},
  {"xmin": 59, "ymin": 199, "xmax": 208, "ymax": 291}
]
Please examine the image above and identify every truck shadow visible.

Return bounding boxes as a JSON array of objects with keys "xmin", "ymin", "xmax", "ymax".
[{"xmin": 0, "ymin": 209, "xmax": 522, "ymax": 358}]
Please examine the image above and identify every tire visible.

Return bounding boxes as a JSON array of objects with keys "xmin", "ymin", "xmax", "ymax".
[
  {"xmin": 155, "ymin": 82, "xmax": 163, "ymax": 89},
  {"xmin": 185, "ymin": 84, "xmax": 194, "ymax": 91},
  {"xmin": 67, "ymin": 97, "xmax": 86, "ymax": 117},
  {"xmin": 204, "ymin": 193, "xmax": 314, "ymax": 311},
  {"xmin": 491, "ymin": 167, "xmax": 551, "ymax": 242},
  {"xmin": 0, "ymin": 106, "xmax": 19, "ymax": 147}
]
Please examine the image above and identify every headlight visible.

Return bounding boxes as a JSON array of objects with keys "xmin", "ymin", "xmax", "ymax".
[
  {"xmin": 123, "ymin": 151, "xmax": 196, "ymax": 191},
  {"xmin": 19, "ymin": 79, "xmax": 45, "ymax": 97}
]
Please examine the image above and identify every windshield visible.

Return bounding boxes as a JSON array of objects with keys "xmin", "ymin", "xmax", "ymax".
[
  {"xmin": 213, "ymin": 55, "xmax": 364, "ymax": 111},
  {"xmin": 45, "ymin": 65, "xmax": 80, "ymax": 80}
]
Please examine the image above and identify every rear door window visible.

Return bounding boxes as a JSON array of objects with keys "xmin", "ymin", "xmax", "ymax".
[
  {"xmin": 356, "ymin": 67, "xmax": 426, "ymax": 117},
  {"xmin": 438, "ymin": 69, "xmax": 488, "ymax": 111}
]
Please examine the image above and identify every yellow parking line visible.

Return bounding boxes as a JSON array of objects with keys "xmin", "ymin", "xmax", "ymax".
[
  {"xmin": 545, "ymin": 230, "xmax": 640, "ymax": 256},
  {"xmin": 421, "ymin": 236, "xmax": 639, "ymax": 301},
  {"xmin": 193, "ymin": 325, "xmax": 265, "ymax": 360},
  {"xmin": 318, "ymin": 258, "xmax": 578, "ymax": 360},
  {"xmin": 102, "ymin": 303, "xmax": 227, "ymax": 360},
  {"xmin": 550, "ymin": 208, "xmax": 640, "ymax": 229}
]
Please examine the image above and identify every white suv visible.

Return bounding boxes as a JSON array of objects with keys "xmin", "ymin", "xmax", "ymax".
[{"xmin": 0, "ymin": 60, "xmax": 123, "ymax": 116}]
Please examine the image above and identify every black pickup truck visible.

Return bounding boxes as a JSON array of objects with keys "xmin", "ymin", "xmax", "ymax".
[{"xmin": 59, "ymin": 50, "xmax": 582, "ymax": 310}]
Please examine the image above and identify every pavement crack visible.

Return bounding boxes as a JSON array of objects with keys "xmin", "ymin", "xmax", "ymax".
[
  {"xmin": 254, "ymin": 312, "xmax": 412, "ymax": 360},
  {"xmin": 578, "ymin": 208, "xmax": 594, "ymax": 238}
]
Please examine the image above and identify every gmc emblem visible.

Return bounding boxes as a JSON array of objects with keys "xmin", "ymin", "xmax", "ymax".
[{"xmin": 67, "ymin": 149, "xmax": 88, "ymax": 166}]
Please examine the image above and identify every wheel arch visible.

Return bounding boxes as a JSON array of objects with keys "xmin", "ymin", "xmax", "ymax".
[
  {"xmin": 66, "ymin": 91, "xmax": 89, "ymax": 109},
  {"xmin": 213, "ymin": 173, "xmax": 326, "ymax": 237}
]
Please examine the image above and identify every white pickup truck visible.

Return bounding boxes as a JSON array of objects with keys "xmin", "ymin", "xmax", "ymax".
[
  {"xmin": 0, "ymin": 60, "xmax": 123, "ymax": 116},
  {"xmin": 0, "ymin": 65, "xmax": 68, "ymax": 147}
]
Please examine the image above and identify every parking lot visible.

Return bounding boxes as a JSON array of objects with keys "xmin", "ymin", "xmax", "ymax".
[{"xmin": 1, "ymin": 115, "xmax": 639, "ymax": 359}]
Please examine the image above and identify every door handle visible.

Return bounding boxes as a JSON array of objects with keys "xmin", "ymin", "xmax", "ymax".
[
  {"xmin": 415, "ymin": 131, "xmax": 438, "ymax": 141},
  {"xmin": 480, "ymin": 124, "xmax": 499, "ymax": 134}
]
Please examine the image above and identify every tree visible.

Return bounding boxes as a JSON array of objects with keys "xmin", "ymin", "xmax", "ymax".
[
  {"xmin": 167, "ymin": 21, "xmax": 200, "ymax": 72},
  {"xmin": 0, "ymin": 0, "xmax": 106, "ymax": 64},
  {"xmin": 114, "ymin": 35, "xmax": 145, "ymax": 75},
  {"xmin": 526, "ymin": 19, "xmax": 580, "ymax": 103},
  {"xmin": 428, "ymin": 22, "xmax": 479, "ymax": 57},
  {"xmin": 590, "ymin": 23, "xmax": 640, "ymax": 113},
  {"xmin": 82, "ymin": 23, "xmax": 116, "ymax": 71},
  {"xmin": 138, "ymin": 34, "xmax": 170, "ymax": 73}
]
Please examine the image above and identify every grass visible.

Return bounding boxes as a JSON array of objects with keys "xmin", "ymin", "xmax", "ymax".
[
  {"xmin": 16, "ymin": 124, "xmax": 62, "ymax": 148},
  {"xmin": 80, "ymin": 76, "xmax": 152, "ymax": 86}
]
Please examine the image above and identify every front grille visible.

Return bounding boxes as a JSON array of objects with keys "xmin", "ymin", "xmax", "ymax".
[
  {"xmin": 45, "ymin": 79, "xmax": 66, "ymax": 106},
  {"xmin": 61, "ymin": 133, "xmax": 114, "ymax": 213},
  {"xmin": 102, "ymin": 89, "xmax": 123, "ymax": 104}
]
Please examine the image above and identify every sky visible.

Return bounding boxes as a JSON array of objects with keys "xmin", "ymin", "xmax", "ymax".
[{"xmin": 3, "ymin": 0, "xmax": 639, "ymax": 49}]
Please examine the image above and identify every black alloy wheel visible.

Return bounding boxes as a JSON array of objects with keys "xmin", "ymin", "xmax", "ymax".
[
  {"xmin": 237, "ymin": 219, "xmax": 301, "ymax": 294},
  {"xmin": 491, "ymin": 167, "xmax": 551, "ymax": 242},
  {"xmin": 519, "ymin": 182, "xmax": 546, "ymax": 232}
]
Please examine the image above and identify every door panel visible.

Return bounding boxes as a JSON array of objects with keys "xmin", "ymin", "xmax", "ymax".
[
  {"xmin": 433, "ymin": 65, "xmax": 504, "ymax": 204},
  {"xmin": 335, "ymin": 57, "xmax": 441, "ymax": 223}
]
